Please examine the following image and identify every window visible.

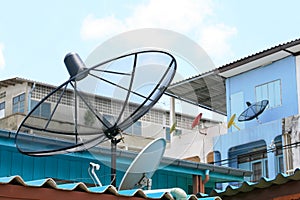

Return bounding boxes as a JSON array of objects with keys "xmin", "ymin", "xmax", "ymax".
[
  {"xmin": 31, "ymin": 100, "xmax": 51, "ymax": 118},
  {"xmin": 13, "ymin": 93, "xmax": 25, "ymax": 113},
  {"xmin": 0, "ymin": 101, "xmax": 5, "ymax": 118},
  {"xmin": 252, "ymin": 161, "xmax": 262, "ymax": 182},
  {"xmin": 237, "ymin": 150, "xmax": 268, "ymax": 182},
  {"xmin": 229, "ymin": 141, "xmax": 268, "ymax": 182},
  {"xmin": 255, "ymin": 80, "xmax": 281, "ymax": 108},
  {"xmin": 277, "ymin": 156, "xmax": 284, "ymax": 174}
]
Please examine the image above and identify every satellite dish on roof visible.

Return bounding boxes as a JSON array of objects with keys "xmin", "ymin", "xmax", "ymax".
[
  {"xmin": 227, "ymin": 114, "xmax": 240, "ymax": 131},
  {"xmin": 15, "ymin": 50, "xmax": 176, "ymax": 155},
  {"xmin": 191, "ymin": 113, "xmax": 206, "ymax": 135},
  {"xmin": 15, "ymin": 50, "xmax": 176, "ymax": 185},
  {"xmin": 191, "ymin": 113, "xmax": 202, "ymax": 129},
  {"xmin": 238, "ymin": 100, "xmax": 269, "ymax": 122},
  {"xmin": 118, "ymin": 137, "xmax": 166, "ymax": 191}
]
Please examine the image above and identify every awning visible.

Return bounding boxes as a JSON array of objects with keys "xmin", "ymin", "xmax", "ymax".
[{"xmin": 166, "ymin": 71, "xmax": 226, "ymax": 115}]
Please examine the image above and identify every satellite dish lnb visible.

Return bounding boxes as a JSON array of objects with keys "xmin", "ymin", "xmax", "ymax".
[
  {"xmin": 118, "ymin": 138, "xmax": 166, "ymax": 191},
  {"xmin": 64, "ymin": 52, "xmax": 88, "ymax": 80}
]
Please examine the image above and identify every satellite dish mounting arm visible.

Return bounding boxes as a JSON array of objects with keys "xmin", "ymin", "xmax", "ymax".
[{"xmin": 136, "ymin": 173, "xmax": 152, "ymax": 190}]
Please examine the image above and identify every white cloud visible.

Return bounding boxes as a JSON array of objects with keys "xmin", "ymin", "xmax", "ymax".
[
  {"xmin": 0, "ymin": 43, "xmax": 5, "ymax": 70},
  {"xmin": 80, "ymin": 0, "xmax": 237, "ymax": 64},
  {"xmin": 81, "ymin": 14, "xmax": 126, "ymax": 40},
  {"xmin": 125, "ymin": 0, "xmax": 213, "ymax": 33},
  {"xmin": 199, "ymin": 23, "xmax": 237, "ymax": 65}
]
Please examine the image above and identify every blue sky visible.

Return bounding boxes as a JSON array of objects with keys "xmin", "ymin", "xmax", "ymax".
[{"xmin": 1, "ymin": 0, "xmax": 300, "ymax": 85}]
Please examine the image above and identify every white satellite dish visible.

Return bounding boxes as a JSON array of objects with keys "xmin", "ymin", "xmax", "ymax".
[{"xmin": 118, "ymin": 137, "xmax": 166, "ymax": 191}]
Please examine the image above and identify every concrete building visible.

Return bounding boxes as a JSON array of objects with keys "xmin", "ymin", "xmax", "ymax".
[
  {"xmin": 212, "ymin": 38, "xmax": 300, "ymax": 182},
  {"xmin": 0, "ymin": 77, "xmax": 225, "ymax": 162}
]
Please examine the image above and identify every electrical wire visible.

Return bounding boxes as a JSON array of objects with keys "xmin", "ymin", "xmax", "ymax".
[{"xmin": 211, "ymin": 141, "xmax": 300, "ymax": 166}]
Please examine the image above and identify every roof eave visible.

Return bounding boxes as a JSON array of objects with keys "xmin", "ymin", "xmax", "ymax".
[{"xmin": 218, "ymin": 38, "xmax": 300, "ymax": 78}]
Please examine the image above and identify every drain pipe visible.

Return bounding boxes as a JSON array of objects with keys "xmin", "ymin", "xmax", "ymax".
[
  {"xmin": 203, "ymin": 169, "xmax": 210, "ymax": 184},
  {"xmin": 202, "ymin": 170, "xmax": 210, "ymax": 191},
  {"xmin": 200, "ymin": 170, "xmax": 210, "ymax": 193},
  {"xmin": 193, "ymin": 170, "xmax": 210, "ymax": 194}
]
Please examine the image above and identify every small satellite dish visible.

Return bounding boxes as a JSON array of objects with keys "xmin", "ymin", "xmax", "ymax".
[
  {"xmin": 191, "ymin": 113, "xmax": 202, "ymax": 129},
  {"xmin": 191, "ymin": 113, "xmax": 206, "ymax": 135},
  {"xmin": 238, "ymin": 100, "xmax": 269, "ymax": 122},
  {"xmin": 118, "ymin": 137, "xmax": 166, "ymax": 191},
  {"xmin": 227, "ymin": 114, "xmax": 240, "ymax": 131}
]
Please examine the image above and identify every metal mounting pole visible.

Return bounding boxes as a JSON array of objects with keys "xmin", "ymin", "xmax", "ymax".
[{"xmin": 111, "ymin": 138, "xmax": 117, "ymax": 186}]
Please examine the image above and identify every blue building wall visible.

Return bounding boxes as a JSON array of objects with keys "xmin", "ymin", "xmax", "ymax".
[
  {"xmin": 226, "ymin": 56, "xmax": 298, "ymax": 131},
  {"xmin": 214, "ymin": 120, "xmax": 282, "ymax": 179},
  {"xmin": 215, "ymin": 56, "xmax": 298, "ymax": 181}
]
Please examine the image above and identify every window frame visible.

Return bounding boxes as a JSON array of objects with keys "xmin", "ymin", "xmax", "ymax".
[
  {"xmin": 12, "ymin": 93, "xmax": 26, "ymax": 114},
  {"xmin": 31, "ymin": 99, "xmax": 51, "ymax": 119},
  {"xmin": 0, "ymin": 101, "xmax": 5, "ymax": 119},
  {"xmin": 0, "ymin": 101, "xmax": 5, "ymax": 110},
  {"xmin": 252, "ymin": 160, "xmax": 263, "ymax": 182},
  {"xmin": 255, "ymin": 79, "xmax": 282, "ymax": 109}
]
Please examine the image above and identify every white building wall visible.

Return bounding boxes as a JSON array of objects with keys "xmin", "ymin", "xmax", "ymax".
[{"xmin": 165, "ymin": 123, "xmax": 227, "ymax": 162}]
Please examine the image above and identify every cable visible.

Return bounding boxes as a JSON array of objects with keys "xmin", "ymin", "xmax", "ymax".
[{"xmin": 211, "ymin": 141, "xmax": 300, "ymax": 166}]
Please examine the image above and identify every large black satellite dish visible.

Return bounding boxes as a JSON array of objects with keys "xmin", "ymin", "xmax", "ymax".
[
  {"xmin": 238, "ymin": 100, "xmax": 269, "ymax": 122},
  {"xmin": 15, "ymin": 50, "xmax": 177, "ymax": 157}
]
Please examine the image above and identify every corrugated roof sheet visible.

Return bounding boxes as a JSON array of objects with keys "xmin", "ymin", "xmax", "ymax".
[
  {"xmin": 0, "ymin": 175, "xmax": 222, "ymax": 200},
  {"xmin": 169, "ymin": 37, "xmax": 300, "ymax": 86},
  {"xmin": 210, "ymin": 168, "xmax": 300, "ymax": 197},
  {"xmin": 167, "ymin": 37, "xmax": 300, "ymax": 114},
  {"xmin": 217, "ymin": 37, "xmax": 300, "ymax": 73}
]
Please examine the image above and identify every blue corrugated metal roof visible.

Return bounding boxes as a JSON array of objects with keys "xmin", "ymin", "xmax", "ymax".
[
  {"xmin": 210, "ymin": 168, "xmax": 300, "ymax": 197},
  {"xmin": 0, "ymin": 175, "xmax": 222, "ymax": 200}
]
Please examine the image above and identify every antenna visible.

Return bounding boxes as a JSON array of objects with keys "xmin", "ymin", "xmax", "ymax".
[
  {"xmin": 238, "ymin": 100, "xmax": 269, "ymax": 122},
  {"xmin": 15, "ymin": 50, "xmax": 177, "ymax": 186},
  {"xmin": 118, "ymin": 138, "xmax": 166, "ymax": 191}
]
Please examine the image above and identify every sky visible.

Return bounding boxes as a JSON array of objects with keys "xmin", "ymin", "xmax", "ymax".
[{"xmin": 1, "ymin": 0, "xmax": 300, "ymax": 86}]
